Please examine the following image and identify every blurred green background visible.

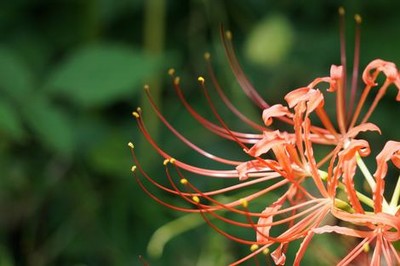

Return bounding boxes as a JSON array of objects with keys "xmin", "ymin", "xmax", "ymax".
[{"xmin": 0, "ymin": 0, "xmax": 399, "ymax": 265}]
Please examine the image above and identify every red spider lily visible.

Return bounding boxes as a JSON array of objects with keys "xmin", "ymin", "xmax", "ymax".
[{"xmin": 129, "ymin": 8, "xmax": 400, "ymax": 265}]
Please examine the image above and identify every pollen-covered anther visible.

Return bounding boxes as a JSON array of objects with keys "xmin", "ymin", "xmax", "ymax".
[
  {"xmin": 262, "ymin": 248, "xmax": 270, "ymax": 255},
  {"xmin": 163, "ymin": 158, "xmax": 176, "ymax": 165},
  {"xmin": 128, "ymin": 142, "xmax": 134, "ymax": 149},
  {"xmin": 354, "ymin": 14, "xmax": 362, "ymax": 24},
  {"xmin": 363, "ymin": 242, "xmax": 370, "ymax": 253},
  {"xmin": 180, "ymin": 178, "xmax": 188, "ymax": 185},
  {"xmin": 192, "ymin": 195, "xmax": 200, "ymax": 203},
  {"xmin": 225, "ymin": 30, "xmax": 232, "ymax": 40},
  {"xmin": 131, "ymin": 165, "xmax": 137, "ymax": 172},
  {"xmin": 338, "ymin": 6, "xmax": 345, "ymax": 16},
  {"xmin": 198, "ymin": 76, "xmax": 205, "ymax": 84},
  {"xmin": 132, "ymin": 111, "xmax": 140, "ymax": 118},
  {"xmin": 240, "ymin": 198, "xmax": 248, "ymax": 208},
  {"xmin": 168, "ymin": 68, "xmax": 175, "ymax": 76},
  {"xmin": 144, "ymin": 84, "xmax": 150, "ymax": 91},
  {"xmin": 174, "ymin": 76, "xmax": 180, "ymax": 85},
  {"xmin": 204, "ymin": 52, "xmax": 211, "ymax": 60},
  {"xmin": 250, "ymin": 244, "xmax": 259, "ymax": 252}
]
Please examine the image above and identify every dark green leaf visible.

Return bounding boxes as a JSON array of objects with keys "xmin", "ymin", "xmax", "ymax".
[
  {"xmin": 0, "ymin": 99, "xmax": 24, "ymax": 141},
  {"xmin": 22, "ymin": 96, "xmax": 75, "ymax": 156},
  {"xmin": 0, "ymin": 47, "xmax": 33, "ymax": 101},
  {"xmin": 46, "ymin": 44, "xmax": 161, "ymax": 107}
]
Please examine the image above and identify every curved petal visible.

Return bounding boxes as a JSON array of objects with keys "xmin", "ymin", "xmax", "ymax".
[
  {"xmin": 374, "ymin": 141, "xmax": 400, "ymax": 213},
  {"xmin": 262, "ymin": 104, "xmax": 292, "ymax": 126},
  {"xmin": 362, "ymin": 59, "xmax": 399, "ymax": 86}
]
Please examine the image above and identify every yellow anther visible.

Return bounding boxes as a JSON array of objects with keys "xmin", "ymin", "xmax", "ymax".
[
  {"xmin": 132, "ymin": 111, "xmax": 140, "ymax": 118},
  {"xmin": 180, "ymin": 179, "xmax": 188, "ymax": 185},
  {"xmin": 240, "ymin": 198, "xmax": 248, "ymax": 208},
  {"xmin": 168, "ymin": 68, "xmax": 175, "ymax": 76},
  {"xmin": 192, "ymin": 196, "xmax": 200, "ymax": 203},
  {"xmin": 163, "ymin": 158, "xmax": 175, "ymax": 165},
  {"xmin": 137, "ymin": 107, "xmax": 142, "ymax": 112},
  {"xmin": 338, "ymin": 7, "xmax": 345, "ymax": 16},
  {"xmin": 204, "ymin": 52, "xmax": 211, "ymax": 60},
  {"xmin": 354, "ymin": 14, "xmax": 362, "ymax": 24},
  {"xmin": 250, "ymin": 244, "xmax": 259, "ymax": 252},
  {"xmin": 174, "ymin": 76, "xmax": 180, "ymax": 85},
  {"xmin": 144, "ymin": 84, "xmax": 150, "ymax": 91},
  {"xmin": 363, "ymin": 242, "xmax": 370, "ymax": 253},
  {"xmin": 128, "ymin": 142, "xmax": 134, "ymax": 148},
  {"xmin": 131, "ymin": 165, "xmax": 137, "ymax": 172},
  {"xmin": 198, "ymin": 76, "xmax": 205, "ymax": 84},
  {"xmin": 226, "ymin": 30, "xmax": 232, "ymax": 40},
  {"xmin": 262, "ymin": 248, "xmax": 270, "ymax": 255}
]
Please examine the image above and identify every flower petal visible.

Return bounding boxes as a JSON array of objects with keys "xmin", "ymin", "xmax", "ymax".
[
  {"xmin": 374, "ymin": 141, "xmax": 400, "ymax": 213},
  {"xmin": 362, "ymin": 59, "xmax": 399, "ymax": 86},
  {"xmin": 262, "ymin": 104, "xmax": 292, "ymax": 126},
  {"xmin": 285, "ymin": 87, "xmax": 324, "ymax": 115}
]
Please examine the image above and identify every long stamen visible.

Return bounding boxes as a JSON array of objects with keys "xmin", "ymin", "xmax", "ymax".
[
  {"xmin": 349, "ymin": 70, "xmax": 380, "ymax": 128},
  {"xmin": 338, "ymin": 7, "xmax": 348, "ymax": 133},
  {"xmin": 220, "ymin": 26, "xmax": 269, "ymax": 109},
  {"xmin": 204, "ymin": 52, "xmax": 267, "ymax": 132},
  {"xmin": 170, "ymin": 71, "xmax": 262, "ymax": 144},
  {"xmin": 360, "ymin": 79, "xmax": 392, "ymax": 124},
  {"xmin": 133, "ymin": 108, "xmax": 242, "ymax": 178},
  {"xmin": 348, "ymin": 14, "xmax": 362, "ymax": 121},
  {"xmin": 144, "ymin": 84, "xmax": 243, "ymax": 166}
]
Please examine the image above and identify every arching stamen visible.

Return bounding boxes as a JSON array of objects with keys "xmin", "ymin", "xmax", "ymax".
[
  {"xmin": 144, "ymin": 85, "xmax": 243, "ymax": 166},
  {"xmin": 204, "ymin": 53, "xmax": 267, "ymax": 132},
  {"xmin": 348, "ymin": 70, "xmax": 380, "ymax": 128},
  {"xmin": 348, "ymin": 14, "xmax": 362, "ymax": 121},
  {"xmin": 360, "ymin": 79, "xmax": 392, "ymax": 124},
  {"xmin": 198, "ymin": 75, "xmax": 289, "ymax": 178},
  {"xmin": 338, "ymin": 7, "xmax": 348, "ymax": 133},
  {"xmin": 169, "ymin": 71, "xmax": 262, "ymax": 144},
  {"xmin": 220, "ymin": 25, "xmax": 269, "ymax": 109},
  {"xmin": 133, "ymin": 108, "xmax": 242, "ymax": 178}
]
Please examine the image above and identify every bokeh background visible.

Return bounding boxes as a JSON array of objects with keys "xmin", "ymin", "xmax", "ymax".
[{"xmin": 1, "ymin": 0, "xmax": 399, "ymax": 265}]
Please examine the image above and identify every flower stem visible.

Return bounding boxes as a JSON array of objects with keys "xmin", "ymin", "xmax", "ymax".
[
  {"xmin": 389, "ymin": 175, "xmax": 400, "ymax": 212},
  {"xmin": 356, "ymin": 153, "xmax": 376, "ymax": 191}
]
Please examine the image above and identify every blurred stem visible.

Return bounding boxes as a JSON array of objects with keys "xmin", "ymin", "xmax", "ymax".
[
  {"xmin": 147, "ymin": 213, "xmax": 205, "ymax": 259},
  {"xmin": 140, "ymin": 0, "xmax": 166, "ymax": 165}
]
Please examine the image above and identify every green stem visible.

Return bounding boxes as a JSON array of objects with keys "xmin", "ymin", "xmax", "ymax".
[
  {"xmin": 390, "ymin": 175, "xmax": 400, "ymax": 209},
  {"xmin": 337, "ymin": 182, "xmax": 374, "ymax": 209},
  {"xmin": 147, "ymin": 213, "xmax": 205, "ymax": 258},
  {"xmin": 139, "ymin": 0, "xmax": 166, "ymax": 166},
  {"xmin": 356, "ymin": 153, "xmax": 376, "ymax": 191}
]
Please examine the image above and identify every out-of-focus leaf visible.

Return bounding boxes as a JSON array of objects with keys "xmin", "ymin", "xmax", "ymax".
[
  {"xmin": 0, "ymin": 99, "xmax": 24, "ymax": 141},
  {"xmin": 244, "ymin": 14, "xmax": 294, "ymax": 67},
  {"xmin": 0, "ymin": 244, "xmax": 14, "ymax": 266},
  {"xmin": 46, "ymin": 44, "xmax": 162, "ymax": 107},
  {"xmin": 22, "ymin": 96, "xmax": 74, "ymax": 156},
  {"xmin": 88, "ymin": 129, "xmax": 132, "ymax": 177},
  {"xmin": 99, "ymin": 0, "xmax": 142, "ymax": 23},
  {"xmin": 0, "ymin": 47, "xmax": 33, "ymax": 101}
]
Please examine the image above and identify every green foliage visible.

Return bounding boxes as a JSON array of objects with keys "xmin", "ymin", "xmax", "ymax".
[{"xmin": 47, "ymin": 44, "xmax": 161, "ymax": 107}]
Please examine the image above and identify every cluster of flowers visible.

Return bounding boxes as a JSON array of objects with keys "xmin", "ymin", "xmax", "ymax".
[{"xmin": 130, "ymin": 10, "xmax": 400, "ymax": 265}]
